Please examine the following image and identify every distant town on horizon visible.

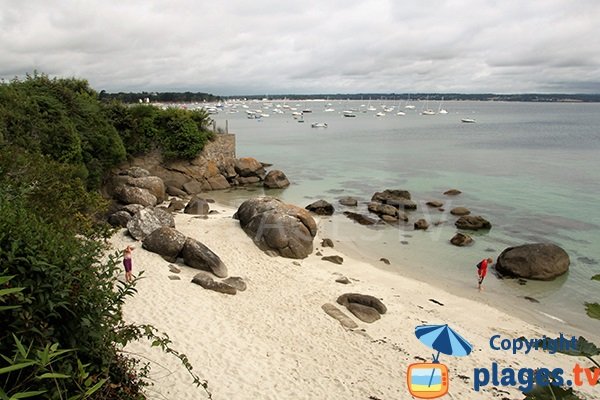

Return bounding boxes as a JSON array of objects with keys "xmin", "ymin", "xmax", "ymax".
[{"xmin": 99, "ymin": 91, "xmax": 600, "ymax": 104}]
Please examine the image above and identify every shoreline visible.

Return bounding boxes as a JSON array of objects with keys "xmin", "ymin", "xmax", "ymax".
[
  {"xmin": 114, "ymin": 201, "xmax": 599, "ymax": 399},
  {"xmin": 329, "ymin": 231, "xmax": 600, "ymax": 344}
]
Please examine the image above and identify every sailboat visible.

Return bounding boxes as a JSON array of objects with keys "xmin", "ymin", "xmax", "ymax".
[
  {"xmin": 437, "ymin": 97, "xmax": 448, "ymax": 114},
  {"xmin": 405, "ymin": 94, "xmax": 416, "ymax": 109},
  {"xmin": 421, "ymin": 96, "xmax": 435, "ymax": 115}
]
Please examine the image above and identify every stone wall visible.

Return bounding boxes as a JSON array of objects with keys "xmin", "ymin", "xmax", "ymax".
[{"xmin": 203, "ymin": 134, "xmax": 236, "ymax": 160}]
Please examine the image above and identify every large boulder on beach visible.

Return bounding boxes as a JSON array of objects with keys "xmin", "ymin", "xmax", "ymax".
[
  {"xmin": 142, "ymin": 227, "xmax": 187, "ymax": 262},
  {"xmin": 496, "ymin": 243, "xmax": 570, "ymax": 280},
  {"xmin": 455, "ymin": 215, "xmax": 492, "ymax": 230},
  {"xmin": 234, "ymin": 197, "xmax": 317, "ymax": 259},
  {"xmin": 306, "ymin": 200, "xmax": 335, "ymax": 216},
  {"xmin": 337, "ymin": 293, "xmax": 387, "ymax": 324},
  {"xmin": 182, "ymin": 238, "xmax": 228, "ymax": 278},
  {"xmin": 127, "ymin": 207, "xmax": 175, "ymax": 240},
  {"xmin": 263, "ymin": 170, "xmax": 290, "ymax": 189}
]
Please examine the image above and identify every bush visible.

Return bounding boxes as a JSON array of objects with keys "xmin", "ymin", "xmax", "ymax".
[
  {"xmin": 0, "ymin": 73, "xmax": 126, "ymax": 189},
  {"xmin": 102, "ymin": 102, "xmax": 214, "ymax": 160}
]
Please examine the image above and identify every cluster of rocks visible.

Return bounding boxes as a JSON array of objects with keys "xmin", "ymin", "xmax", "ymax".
[
  {"xmin": 104, "ymin": 155, "xmax": 290, "ymax": 202},
  {"xmin": 105, "ymin": 167, "xmax": 246, "ymax": 295},
  {"xmin": 322, "ymin": 293, "xmax": 388, "ymax": 329}
]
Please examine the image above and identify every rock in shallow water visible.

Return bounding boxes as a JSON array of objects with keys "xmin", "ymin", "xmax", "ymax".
[
  {"xmin": 496, "ymin": 243, "xmax": 570, "ymax": 280},
  {"xmin": 450, "ymin": 232, "xmax": 474, "ymax": 247}
]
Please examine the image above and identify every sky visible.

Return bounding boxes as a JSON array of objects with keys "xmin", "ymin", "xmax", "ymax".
[{"xmin": 1, "ymin": 0, "xmax": 599, "ymax": 95}]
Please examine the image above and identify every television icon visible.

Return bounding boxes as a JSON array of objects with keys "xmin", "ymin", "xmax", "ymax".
[{"xmin": 406, "ymin": 362, "xmax": 449, "ymax": 399}]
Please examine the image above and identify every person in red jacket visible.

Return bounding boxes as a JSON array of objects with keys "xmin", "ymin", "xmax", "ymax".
[{"xmin": 477, "ymin": 257, "xmax": 494, "ymax": 291}]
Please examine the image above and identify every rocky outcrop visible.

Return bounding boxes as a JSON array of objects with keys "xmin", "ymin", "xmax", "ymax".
[
  {"xmin": 305, "ymin": 200, "xmax": 335, "ymax": 216},
  {"xmin": 182, "ymin": 238, "xmax": 228, "ymax": 278},
  {"xmin": 142, "ymin": 227, "xmax": 187, "ymax": 262},
  {"xmin": 450, "ymin": 232, "xmax": 474, "ymax": 247},
  {"xmin": 337, "ymin": 293, "xmax": 387, "ymax": 324},
  {"xmin": 107, "ymin": 136, "xmax": 288, "ymax": 195},
  {"xmin": 496, "ymin": 243, "xmax": 570, "ymax": 280},
  {"xmin": 235, "ymin": 197, "xmax": 317, "ymax": 259},
  {"xmin": 192, "ymin": 271, "xmax": 236, "ymax": 295},
  {"xmin": 127, "ymin": 207, "xmax": 175, "ymax": 240},
  {"xmin": 184, "ymin": 197, "xmax": 210, "ymax": 215},
  {"xmin": 263, "ymin": 170, "xmax": 290, "ymax": 189},
  {"xmin": 455, "ymin": 215, "xmax": 492, "ymax": 230}
]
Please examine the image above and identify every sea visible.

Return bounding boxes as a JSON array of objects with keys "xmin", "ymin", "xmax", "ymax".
[{"xmin": 207, "ymin": 99, "xmax": 600, "ymax": 340}]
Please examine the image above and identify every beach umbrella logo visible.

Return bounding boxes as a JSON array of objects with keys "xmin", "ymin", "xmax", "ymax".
[{"xmin": 407, "ymin": 324, "xmax": 473, "ymax": 399}]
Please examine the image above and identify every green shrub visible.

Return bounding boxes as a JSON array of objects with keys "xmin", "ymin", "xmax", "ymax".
[{"xmin": 0, "ymin": 73, "xmax": 126, "ymax": 189}]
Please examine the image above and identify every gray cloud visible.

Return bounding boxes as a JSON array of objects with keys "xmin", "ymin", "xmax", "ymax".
[{"xmin": 1, "ymin": 0, "xmax": 599, "ymax": 94}]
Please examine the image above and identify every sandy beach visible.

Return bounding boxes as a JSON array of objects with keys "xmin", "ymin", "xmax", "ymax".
[{"xmin": 111, "ymin": 202, "xmax": 600, "ymax": 400}]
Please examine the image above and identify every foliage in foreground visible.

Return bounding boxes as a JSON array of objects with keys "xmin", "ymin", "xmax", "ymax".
[
  {"xmin": 521, "ymin": 336, "xmax": 600, "ymax": 400},
  {"xmin": 0, "ymin": 147, "xmax": 209, "ymax": 399},
  {"xmin": 584, "ymin": 303, "xmax": 600, "ymax": 320}
]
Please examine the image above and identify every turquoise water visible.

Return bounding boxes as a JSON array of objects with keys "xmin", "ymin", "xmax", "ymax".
[{"xmin": 211, "ymin": 100, "xmax": 600, "ymax": 338}]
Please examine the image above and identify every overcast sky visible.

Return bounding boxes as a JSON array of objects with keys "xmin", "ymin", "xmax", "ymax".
[{"xmin": 1, "ymin": 0, "xmax": 599, "ymax": 95}]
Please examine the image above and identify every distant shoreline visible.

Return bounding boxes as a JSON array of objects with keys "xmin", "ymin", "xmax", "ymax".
[{"xmin": 101, "ymin": 91, "xmax": 600, "ymax": 103}]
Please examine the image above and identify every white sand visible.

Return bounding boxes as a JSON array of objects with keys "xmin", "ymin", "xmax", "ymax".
[{"xmin": 111, "ymin": 204, "xmax": 599, "ymax": 400}]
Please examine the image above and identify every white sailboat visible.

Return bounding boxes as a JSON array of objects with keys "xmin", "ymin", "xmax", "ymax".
[
  {"xmin": 405, "ymin": 94, "xmax": 416, "ymax": 109},
  {"xmin": 420, "ymin": 96, "xmax": 435, "ymax": 115},
  {"xmin": 437, "ymin": 97, "xmax": 448, "ymax": 114}
]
